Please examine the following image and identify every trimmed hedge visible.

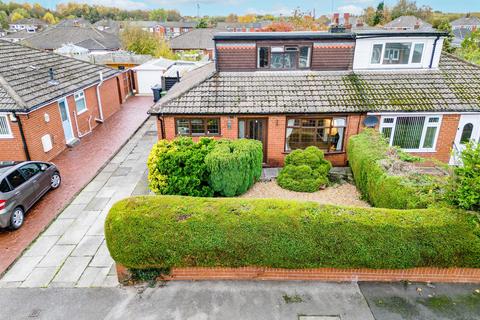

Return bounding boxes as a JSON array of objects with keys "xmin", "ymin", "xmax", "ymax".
[
  {"xmin": 105, "ymin": 196, "xmax": 480, "ymax": 270},
  {"xmin": 147, "ymin": 138, "xmax": 262, "ymax": 197},
  {"xmin": 348, "ymin": 129, "xmax": 442, "ymax": 209},
  {"xmin": 205, "ymin": 139, "xmax": 263, "ymax": 197},
  {"xmin": 277, "ymin": 147, "xmax": 332, "ymax": 192}
]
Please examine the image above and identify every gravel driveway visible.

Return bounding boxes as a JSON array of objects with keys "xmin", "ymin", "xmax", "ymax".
[{"xmin": 241, "ymin": 181, "xmax": 370, "ymax": 207}]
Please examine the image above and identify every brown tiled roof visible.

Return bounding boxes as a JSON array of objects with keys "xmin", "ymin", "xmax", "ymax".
[
  {"xmin": 0, "ymin": 40, "xmax": 119, "ymax": 112},
  {"xmin": 150, "ymin": 55, "xmax": 480, "ymax": 115}
]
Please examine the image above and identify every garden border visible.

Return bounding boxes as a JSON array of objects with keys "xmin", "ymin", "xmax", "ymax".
[{"xmin": 116, "ymin": 264, "xmax": 480, "ymax": 284}]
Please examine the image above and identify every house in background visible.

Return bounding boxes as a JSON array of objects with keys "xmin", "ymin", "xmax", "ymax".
[
  {"xmin": 93, "ymin": 19, "xmax": 120, "ymax": 35},
  {"xmin": 157, "ymin": 21, "xmax": 198, "ymax": 39},
  {"xmin": 169, "ymin": 28, "xmax": 217, "ymax": 60},
  {"xmin": 216, "ymin": 21, "xmax": 271, "ymax": 32},
  {"xmin": 383, "ymin": 16, "xmax": 433, "ymax": 31},
  {"xmin": 8, "ymin": 18, "xmax": 48, "ymax": 33},
  {"xmin": 0, "ymin": 40, "xmax": 131, "ymax": 162},
  {"xmin": 0, "ymin": 30, "xmax": 35, "ymax": 43},
  {"xmin": 150, "ymin": 29, "xmax": 480, "ymax": 167},
  {"xmin": 451, "ymin": 16, "xmax": 480, "ymax": 48}
]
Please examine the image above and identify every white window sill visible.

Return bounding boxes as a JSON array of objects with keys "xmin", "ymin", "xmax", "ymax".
[
  {"xmin": 76, "ymin": 108, "xmax": 88, "ymax": 116},
  {"xmin": 402, "ymin": 149, "xmax": 437, "ymax": 153},
  {"xmin": 0, "ymin": 135, "xmax": 14, "ymax": 139}
]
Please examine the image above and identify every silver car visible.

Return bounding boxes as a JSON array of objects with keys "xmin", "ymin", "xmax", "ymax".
[{"xmin": 0, "ymin": 161, "xmax": 61, "ymax": 230}]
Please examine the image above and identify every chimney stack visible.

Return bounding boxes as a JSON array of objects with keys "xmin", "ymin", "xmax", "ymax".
[
  {"xmin": 344, "ymin": 13, "xmax": 351, "ymax": 30},
  {"xmin": 333, "ymin": 13, "xmax": 340, "ymax": 25}
]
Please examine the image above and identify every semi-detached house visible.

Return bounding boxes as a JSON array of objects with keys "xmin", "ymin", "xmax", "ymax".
[
  {"xmin": 150, "ymin": 29, "xmax": 480, "ymax": 166},
  {"xmin": 0, "ymin": 40, "xmax": 131, "ymax": 162}
]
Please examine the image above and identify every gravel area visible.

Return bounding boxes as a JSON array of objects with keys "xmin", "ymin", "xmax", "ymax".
[{"xmin": 241, "ymin": 181, "xmax": 370, "ymax": 207}]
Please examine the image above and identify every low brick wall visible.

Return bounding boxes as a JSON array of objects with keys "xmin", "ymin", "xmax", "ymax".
[{"xmin": 116, "ymin": 264, "xmax": 480, "ymax": 284}]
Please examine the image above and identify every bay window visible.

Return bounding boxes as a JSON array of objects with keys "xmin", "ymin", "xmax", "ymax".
[
  {"xmin": 176, "ymin": 118, "xmax": 220, "ymax": 136},
  {"xmin": 380, "ymin": 115, "xmax": 441, "ymax": 151},
  {"xmin": 285, "ymin": 117, "xmax": 346, "ymax": 152},
  {"xmin": 370, "ymin": 42, "xmax": 425, "ymax": 66}
]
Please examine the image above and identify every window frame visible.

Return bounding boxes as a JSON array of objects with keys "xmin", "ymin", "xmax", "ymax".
[
  {"xmin": 74, "ymin": 90, "xmax": 88, "ymax": 114},
  {"xmin": 0, "ymin": 114, "xmax": 13, "ymax": 139},
  {"xmin": 256, "ymin": 44, "xmax": 312, "ymax": 70},
  {"xmin": 379, "ymin": 114, "xmax": 442, "ymax": 152},
  {"xmin": 369, "ymin": 41, "xmax": 426, "ymax": 67},
  {"xmin": 284, "ymin": 116, "xmax": 348, "ymax": 153},
  {"xmin": 174, "ymin": 117, "xmax": 221, "ymax": 137}
]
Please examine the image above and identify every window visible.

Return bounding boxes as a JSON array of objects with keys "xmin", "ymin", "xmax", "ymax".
[
  {"xmin": 18, "ymin": 163, "xmax": 40, "ymax": 180},
  {"xmin": 380, "ymin": 115, "xmax": 441, "ymax": 151},
  {"xmin": 74, "ymin": 91, "xmax": 87, "ymax": 114},
  {"xmin": 299, "ymin": 46, "xmax": 311, "ymax": 68},
  {"xmin": 460, "ymin": 123, "xmax": 474, "ymax": 144},
  {"xmin": 7, "ymin": 170, "xmax": 27, "ymax": 189},
  {"xmin": 258, "ymin": 47, "xmax": 269, "ymax": 68},
  {"xmin": 271, "ymin": 51, "xmax": 295, "ymax": 69},
  {"xmin": 0, "ymin": 179, "xmax": 11, "ymax": 193},
  {"xmin": 285, "ymin": 117, "xmax": 346, "ymax": 152},
  {"xmin": 0, "ymin": 115, "xmax": 13, "ymax": 138},
  {"xmin": 370, "ymin": 42, "xmax": 425, "ymax": 66},
  {"xmin": 176, "ymin": 118, "xmax": 220, "ymax": 136},
  {"xmin": 257, "ymin": 45, "xmax": 312, "ymax": 69}
]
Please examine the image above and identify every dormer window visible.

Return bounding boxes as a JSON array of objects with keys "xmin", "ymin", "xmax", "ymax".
[
  {"xmin": 370, "ymin": 42, "xmax": 425, "ymax": 66},
  {"xmin": 258, "ymin": 45, "xmax": 312, "ymax": 70}
]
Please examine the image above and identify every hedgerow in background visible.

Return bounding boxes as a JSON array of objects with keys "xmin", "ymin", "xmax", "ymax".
[
  {"xmin": 448, "ymin": 142, "xmax": 480, "ymax": 211},
  {"xmin": 277, "ymin": 146, "xmax": 332, "ymax": 192},
  {"xmin": 205, "ymin": 139, "xmax": 263, "ymax": 197},
  {"xmin": 105, "ymin": 195, "xmax": 480, "ymax": 270},
  {"xmin": 147, "ymin": 137, "xmax": 215, "ymax": 197},
  {"xmin": 347, "ymin": 129, "xmax": 447, "ymax": 209}
]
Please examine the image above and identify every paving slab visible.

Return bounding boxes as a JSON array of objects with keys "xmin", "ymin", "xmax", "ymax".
[
  {"xmin": 23, "ymin": 236, "xmax": 60, "ymax": 257},
  {"xmin": 20, "ymin": 267, "xmax": 58, "ymax": 288},
  {"xmin": 42, "ymin": 218, "xmax": 75, "ymax": 236},
  {"xmin": 0, "ymin": 256, "xmax": 42, "ymax": 282},
  {"xmin": 58, "ymin": 204, "xmax": 87, "ymax": 219},
  {"xmin": 71, "ymin": 236, "xmax": 103, "ymax": 257},
  {"xmin": 84, "ymin": 197, "xmax": 110, "ymax": 211},
  {"xmin": 51, "ymin": 256, "xmax": 91, "ymax": 284},
  {"xmin": 37, "ymin": 245, "xmax": 75, "ymax": 268},
  {"xmin": 57, "ymin": 223, "xmax": 91, "ymax": 245},
  {"xmin": 76, "ymin": 267, "xmax": 110, "ymax": 287}
]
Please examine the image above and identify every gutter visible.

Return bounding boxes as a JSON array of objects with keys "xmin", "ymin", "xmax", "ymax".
[
  {"xmin": 95, "ymin": 71, "xmax": 105, "ymax": 123},
  {"xmin": 429, "ymin": 36, "xmax": 440, "ymax": 69},
  {"xmin": 13, "ymin": 112, "xmax": 31, "ymax": 161}
]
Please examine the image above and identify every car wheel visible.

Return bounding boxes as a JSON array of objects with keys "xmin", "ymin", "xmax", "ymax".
[
  {"xmin": 10, "ymin": 207, "xmax": 24, "ymax": 230},
  {"xmin": 51, "ymin": 172, "xmax": 61, "ymax": 189}
]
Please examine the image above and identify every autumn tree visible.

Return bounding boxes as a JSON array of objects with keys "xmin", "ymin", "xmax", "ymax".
[
  {"xmin": 437, "ymin": 20, "xmax": 455, "ymax": 53},
  {"xmin": 0, "ymin": 10, "xmax": 7, "ymax": 28},
  {"xmin": 196, "ymin": 17, "xmax": 209, "ymax": 28},
  {"xmin": 149, "ymin": 8, "xmax": 167, "ymax": 21},
  {"xmin": 261, "ymin": 22, "xmax": 294, "ymax": 32},
  {"xmin": 225, "ymin": 13, "xmax": 237, "ymax": 23},
  {"xmin": 42, "ymin": 12, "xmax": 57, "ymax": 24},
  {"xmin": 121, "ymin": 26, "xmax": 175, "ymax": 59},
  {"xmin": 238, "ymin": 14, "xmax": 256, "ymax": 23},
  {"xmin": 457, "ymin": 30, "xmax": 480, "ymax": 65}
]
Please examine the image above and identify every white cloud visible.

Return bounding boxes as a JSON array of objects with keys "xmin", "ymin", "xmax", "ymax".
[
  {"xmin": 83, "ymin": 0, "xmax": 148, "ymax": 9},
  {"xmin": 337, "ymin": 5, "xmax": 364, "ymax": 15}
]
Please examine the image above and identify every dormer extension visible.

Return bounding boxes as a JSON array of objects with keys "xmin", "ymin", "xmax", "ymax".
[{"xmin": 214, "ymin": 32, "xmax": 356, "ymax": 72}]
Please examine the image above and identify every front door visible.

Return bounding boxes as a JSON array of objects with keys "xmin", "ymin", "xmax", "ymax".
[
  {"xmin": 450, "ymin": 114, "xmax": 480, "ymax": 165},
  {"xmin": 238, "ymin": 118, "xmax": 267, "ymax": 162},
  {"xmin": 58, "ymin": 99, "xmax": 75, "ymax": 143}
]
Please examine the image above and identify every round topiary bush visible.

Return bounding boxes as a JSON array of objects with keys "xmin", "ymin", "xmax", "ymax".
[{"xmin": 277, "ymin": 146, "xmax": 332, "ymax": 192}]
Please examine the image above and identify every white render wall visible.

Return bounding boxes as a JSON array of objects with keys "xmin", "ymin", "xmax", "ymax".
[
  {"xmin": 353, "ymin": 36, "xmax": 444, "ymax": 70},
  {"xmin": 136, "ymin": 70, "xmax": 165, "ymax": 95}
]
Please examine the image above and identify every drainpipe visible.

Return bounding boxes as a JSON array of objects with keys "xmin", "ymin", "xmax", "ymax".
[
  {"xmin": 13, "ymin": 112, "xmax": 31, "ymax": 161},
  {"xmin": 429, "ymin": 36, "xmax": 440, "ymax": 69},
  {"xmin": 95, "ymin": 71, "xmax": 105, "ymax": 123},
  {"xmin": 158, "ymin": 115, "xmax": 166, "ymax": 139},
  {"xmin": 73, "ymin": 112, "xmax": 93, "ymax": 137}
]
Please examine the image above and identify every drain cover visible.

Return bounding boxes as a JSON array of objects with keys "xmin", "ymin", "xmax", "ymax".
[{"xmin": 298, "ymin": 316, "xmax": 341, "ymax": 320}]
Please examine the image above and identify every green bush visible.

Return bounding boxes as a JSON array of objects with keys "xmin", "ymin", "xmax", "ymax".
[
  {"xmin": 147, "ymin": 137, "xmax": 215, "ymax": 197},
  {"xmin": 277, "ymin": 146, "xmax": 331, "ymax": 192},
  {"xmin": 347, "ymin": 129, "xmax": 444, "ymax": 209},
  {"xmin": 105, "ymin": 196, "xmax": 480, "ymax": 270},
  {"xmin": 205, "ymin": 139, "xmax": 263, "ymax": 197},
  {"xmin": 448, "ymin": 142, "xmax": 480, "ymax": 211}
]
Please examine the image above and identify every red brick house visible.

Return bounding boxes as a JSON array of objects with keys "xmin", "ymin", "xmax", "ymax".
[
  {"xmin": 149, "ymin": 31, "xmax": 480, "ymax": 167},
  {"xmin": 0, "ymin": 40, "xmax": 131, "ymax": 162}
]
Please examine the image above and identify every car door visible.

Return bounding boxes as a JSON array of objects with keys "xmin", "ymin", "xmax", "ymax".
[
  {"xmin": 17, "ymin": 163, "xmax": 42, "ymax": 208},
  {"xmin": 35, "ymin": 163, "xmax": 52, "ymax": 195},
  {"xmin": 6, "ymin": 169, "xmax": 34, "ymax": 211}
]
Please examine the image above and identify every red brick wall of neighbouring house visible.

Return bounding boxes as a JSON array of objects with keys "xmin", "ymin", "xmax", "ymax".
[{"xmin": 0, "ymin": 75, "xmax": 126, "ymax": 162}]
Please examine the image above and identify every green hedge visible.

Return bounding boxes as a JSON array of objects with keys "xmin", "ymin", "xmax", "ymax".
[
  {"xmin": 347, "ymin": 129, "xmax": 443, "ymax": 209},
  {"xmin": 277, "ymin": 147, "xmax": 332, "ymax": 192},
  {"xmin": 205, "ymin": 139, "xmax": 263, "ymax": 197},
  {"xmin": 105, "ymin": 196, "xmax": 480, "ymax": 270},
  {"xmin": 147, "ymin": 138, "xmax": 262, "ymax": 197}
]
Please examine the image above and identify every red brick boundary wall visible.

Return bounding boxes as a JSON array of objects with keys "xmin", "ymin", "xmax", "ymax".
[{"xmin": 116, "ymin": 264, "xmax": 480, "ymax": 284}]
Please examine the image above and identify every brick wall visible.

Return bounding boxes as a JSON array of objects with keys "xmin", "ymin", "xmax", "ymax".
[
  {"xmin": 157, "ymin": 113, "xmax": 461, "ymax": 167},
  {"xmin": 0, "ymin": 75, "xmax": 125, "ymax": 162},
  {"xmin": 116, "ymin": 264, "xmax": 480, "ymax": 284}
]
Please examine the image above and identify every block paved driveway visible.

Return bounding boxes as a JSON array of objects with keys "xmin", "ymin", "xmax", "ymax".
[{"xmin": 0, "ymin": 116, "xmax": 157, "ymax": 288}]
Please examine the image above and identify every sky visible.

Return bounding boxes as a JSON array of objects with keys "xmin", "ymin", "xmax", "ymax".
[{"xmin": 31, "ymin": 0, "xmax": 480, "ymax": 17}]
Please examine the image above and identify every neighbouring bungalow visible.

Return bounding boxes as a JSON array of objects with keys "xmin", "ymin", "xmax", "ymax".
[
  {"xmin": 8, "ymin": 18, "xmax": 48, "ymax": 33},
  {"xmin": 149, "ymin": 29, "xmax": 480, "ymax": 167},
  {"xmin": 451, "ymin": 16, "xmax": 480, "ymax": 48},
  {"xmin": 169, "ymin": 28, "xmax": 218, "ymax": 60},
  {"xmin": 0, "ymin": 40, "xmax": 132, "ymax": 162}
]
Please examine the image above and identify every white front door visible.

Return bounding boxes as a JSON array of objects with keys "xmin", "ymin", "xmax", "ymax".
[
  {"xmin": 58, "ymin": 99, "xmax": 75, "ymax": 143},
  {"xmin": 450, "ymin": 114, "xmax": 480, "ymax": 165}
]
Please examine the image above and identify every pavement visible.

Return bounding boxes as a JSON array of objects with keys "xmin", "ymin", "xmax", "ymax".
[{"xmin": 0, "ymin": 116, "xmax": 157, "ymax": 288}]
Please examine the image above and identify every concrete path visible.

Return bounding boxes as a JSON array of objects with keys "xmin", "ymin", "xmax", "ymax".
[
  {"xmin": 0, "ymin": 281, "xmax": 375, "ymax": 320},
  {"xmin": 0, "ymin": 118, "xmax": 157, "ymax": 288}
]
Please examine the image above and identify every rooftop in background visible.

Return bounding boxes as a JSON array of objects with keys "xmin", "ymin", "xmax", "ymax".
[
  {"xmin": 0, "ymin": 40, "xmax": 119, "ymax": 113},
  {"xmin": 9, "ymin": 18, "xmax": 48, "ymax": 26},
  {"xmin": 451, "ymin": 16, "xmax": 480, "ymax": 27},
  {"xmin": 57, "ymin": 17, "xmax": 92, "ymax": 28},
  {"xmin": 169, "ymin": 28, "xmax": 218, "ymax": 50},
  {"xmin": 150, "ymin": 55, "xmax": 480, "ymax": 115},
  {"xmin": 23, "ymin": 25, "xmax": 121, "ymax": 51},
  {"xmin": 383, "ymin": 16, "xmax": 433, "ymax": 31}
]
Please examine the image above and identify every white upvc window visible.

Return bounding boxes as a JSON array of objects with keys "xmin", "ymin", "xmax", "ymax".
[
  {"xmin": 74, "ymin": 90, "xmax": 87, "ymax": 114},
  {"xmin": 0, "ymin": 114, "xmax": 13, "ymax": 139},
  {"xmin": 379, "ymin": 115, "xmax": 442, "ymax": 152},
  {"xmin": 370, "ymin": 41, "xmax": 425, "ymax": 67}
]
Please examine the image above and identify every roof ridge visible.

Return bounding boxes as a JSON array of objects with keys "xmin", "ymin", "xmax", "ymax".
[{"xmin": 0, "ymin": 73, "xmax": 27, "ymax": 109}]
